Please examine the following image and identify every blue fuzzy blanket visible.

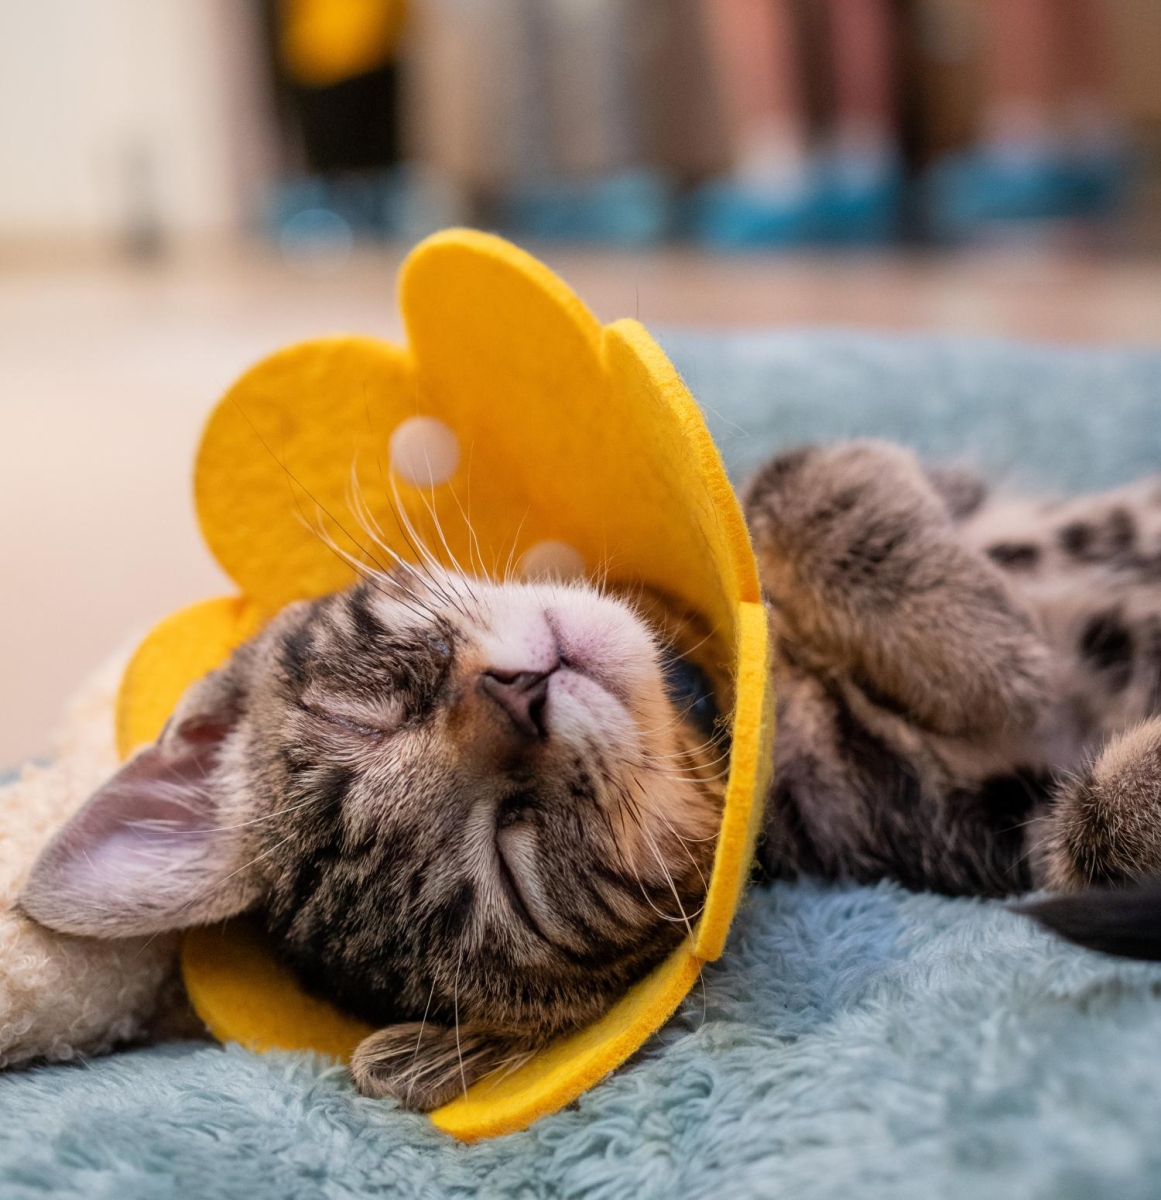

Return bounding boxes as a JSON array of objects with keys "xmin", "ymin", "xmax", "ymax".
[{"xmin": 6, "ymin": 331, "xmax": 1161, "ymax": 1200}]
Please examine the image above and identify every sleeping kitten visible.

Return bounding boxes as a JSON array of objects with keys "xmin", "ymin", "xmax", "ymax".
[
  {"xmin": 20, "ymin": 438, "xmax": 1161, "ymax": 1108},
  {"xmin": 19, "ymin": 572, "xmax": 726, "ymax": 1109}
]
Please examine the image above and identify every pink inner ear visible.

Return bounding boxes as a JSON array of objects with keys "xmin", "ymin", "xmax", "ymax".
[
  {"xmin": 20, "ymin": 736, "xmax": 253, "ymax": 938},
  {"xmin": 68, "ymin": 750, "xmax": 219, "ymax": 879}
]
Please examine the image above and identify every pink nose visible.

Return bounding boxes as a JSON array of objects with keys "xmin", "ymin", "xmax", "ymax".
[{"xmin": 478, "ymin": 668, "xmax": 554, "ymax": 740}]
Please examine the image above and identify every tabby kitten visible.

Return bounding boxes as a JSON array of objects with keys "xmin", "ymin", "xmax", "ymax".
[
  {"xmin": 22, "ymin": 438, "xmax": 1161, "ymax": 1109},
  {"xmin": 20, "ymin": 572, "xmax": 726, "ymax": 1109}
]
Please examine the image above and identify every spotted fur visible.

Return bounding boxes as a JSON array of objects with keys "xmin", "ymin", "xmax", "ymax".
[{"xmin": 746, "ymin": 440, "xmax": 1161, "ymax": 905}]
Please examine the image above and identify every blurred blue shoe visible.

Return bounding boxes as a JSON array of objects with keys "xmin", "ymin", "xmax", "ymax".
[
  {"xmin": 1062, "ymin": 137, "xmax": 1133, "ymax": 217},
  {"xmin": 268, "ymin": 166, "xmax": 468, "ymax": 245},
  {"xmin": 924, "ymin": 142, "xmax": 1127, "ymax": 241},
  {"xmin": 815, "ymin": 153, "xmax": 904, "ymax": 245},
  {"xmin": 686, "ymin": 173, "xmax": 818, "ymax": 248},
  {"xmin": 500, "ymin": 171, "xmax": 673, "ymax": 245},
  {"xmin": 270, "ymin": 172, "xmax": 398, "ymax": 239}
]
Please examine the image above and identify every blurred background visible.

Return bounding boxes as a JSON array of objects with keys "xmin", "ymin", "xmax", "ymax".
[{"xmin": 2, "ymin": 0, "xmax": 1161, "ymax": 764}]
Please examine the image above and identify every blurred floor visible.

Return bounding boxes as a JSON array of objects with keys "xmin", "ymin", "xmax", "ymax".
[{"xmin": 3, "ymin": 241, "xmax": 1161, "ymax": 765}]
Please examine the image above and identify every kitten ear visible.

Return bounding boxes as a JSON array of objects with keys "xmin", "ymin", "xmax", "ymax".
[{"xmin": 19, "ymin": 668, "xmax": 261, "ymax": 939}]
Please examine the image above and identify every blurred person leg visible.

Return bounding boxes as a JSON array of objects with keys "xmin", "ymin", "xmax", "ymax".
[
  {"xmin": 981, "ymin": 0, "xmax": 1128, "ymax": 213},
  {"xmin": 691, "ymin": 0, "xmax": 818, "ymax": 245},
  {"xmin": 265, "ymin": 0, "xmax": 410, "ymax": 244},
  {"xmin": 704, "ymin": 0, "xmax": 810, "ymax": 189},
  {"xmin": 927, "ymin": 0, "xmax": 1070, "ymax": 237},
  {"xmin": 818, "ymin": 0, "xmax": 903, "ymax": 242},
  {"xmin": 1054, "ymin": 0, "xmax": 1130, "ymax": 214},
  {"xmin": 501, "ymin": 0, "xmax": 672, "ymax": 244},
  {"xmin": 978, "ymin": 0, "xmax": 1058, "ymax": 148},
  {"xmin": 926, "ymin": 0, "xmax": 1125, "ymax": 238}
]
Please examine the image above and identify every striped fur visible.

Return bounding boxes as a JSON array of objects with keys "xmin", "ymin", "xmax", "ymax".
[
  {"xmin": 746, "ymin": 441, "xmax": 1161, "ymax": 904},
  {"xmin": 30, "ymin": 439, "xmax": 1161, "ymax": 1108},
  {"xmin": 225, "ymin": 575, "xmax": 726, "ymax": 1106},
  {"xmin": 23, "ymin": 570, "xmax": 725, "ymax": 1110}
]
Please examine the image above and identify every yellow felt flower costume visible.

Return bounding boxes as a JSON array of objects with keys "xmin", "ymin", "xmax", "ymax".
[{"xmin": 117, "ymin": 229, "xmax": 775, "ymax": 1140}]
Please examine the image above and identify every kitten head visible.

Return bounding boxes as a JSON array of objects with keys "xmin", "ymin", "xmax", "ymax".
[{"xmin": 21, "ymin": 568, "xmax": 726, "ymax": 1107}]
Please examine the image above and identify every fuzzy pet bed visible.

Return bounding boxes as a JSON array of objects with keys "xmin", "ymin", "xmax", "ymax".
[{"xmin": 5, "ymin": 329, "xmax": 1161, "ymax": 1199}]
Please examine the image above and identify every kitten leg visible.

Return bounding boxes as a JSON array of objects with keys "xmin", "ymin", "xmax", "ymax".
[
  {"xmin": 743, "ymin": 440, "xmax": 1051, "ymax": 737},
  {"xmin": 760, "ymin": 663, "xmax": 1036, "ymax": 897},
  {"xmin": 350, "ymin": 1023, "xmax": 533, "ymax": 1111},
  {"xmin": 1035, "ymin": 717, "xmax": 1161, "ymax": 891}
]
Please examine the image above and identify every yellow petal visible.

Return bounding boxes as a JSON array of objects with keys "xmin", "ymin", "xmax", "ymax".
[
  {"xmin": 597, "ymin": 318, "xmax": 760, "ymax": 638},
  {"xmin": 432, "ymin": 945, "xmax": 705, "ymax": 1141},
  {"xmin": 180, "ymin": 919, "xmax": 703, "ymax": 1143},
  {"xmin": 195, "ymin": 336, "xmax": 417, "ymax": 610},
  {"xmin": 394, "ymin": 231, "xmax": 611, "ymax": 576},
  {"xmin": 695, "ymin": 600, "xmax": 775, "ymax": 961}
]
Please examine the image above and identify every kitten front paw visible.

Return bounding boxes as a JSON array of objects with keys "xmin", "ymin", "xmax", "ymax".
[
  {"xmin": 744, "ymin": 439, "xmax": 1050, "ymax": 737},
  {"xmin": 350, "ymin": 1022, "xmax": 527, "ymax": 1111}
]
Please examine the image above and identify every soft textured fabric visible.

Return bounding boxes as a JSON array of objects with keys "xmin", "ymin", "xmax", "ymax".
[
  {"xmin": 7, "ymin": 884, "xmax": 1161, "ymax": 1199},
  {"xmin": 5, "ymin": 328, "xmax": 1161, "ymax": 1194},
  {"xmin": 119, "ymin": 230, "xmax": 771, "ymax": 1138},
  {"xmin": 0, "ymin": 658, "xmax": 179, "ymax": 1076},
  {"xmin": 665, "ymin": 328, "xmax": 1161, "ymax": 493}
]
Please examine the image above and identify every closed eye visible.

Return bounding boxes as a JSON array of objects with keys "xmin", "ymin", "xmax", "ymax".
[
  {"xmin": 296, "ymin": 700, "xmax": 389, "ymax": 740},
  {"xmin": 424, "ymin": 631, "xmax": 454, "ymax": 660}
]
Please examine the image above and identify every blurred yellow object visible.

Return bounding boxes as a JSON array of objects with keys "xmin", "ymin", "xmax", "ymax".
[
  {"xmin": 279, "ymin": 0, "xmax": 407, "ymax": 88},
  {"xmin": 116, "ymin": 229, "xmax": 775, "ymax": 1140}
]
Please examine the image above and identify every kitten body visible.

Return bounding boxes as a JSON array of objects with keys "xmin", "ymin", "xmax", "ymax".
[
  {"xmin": 747, "ymin": 442, "xmax": 1161, "ymax": 904},
  {"xmin": 20, "ymin": 438, "xmax": 1161, "ymax": 1108}
]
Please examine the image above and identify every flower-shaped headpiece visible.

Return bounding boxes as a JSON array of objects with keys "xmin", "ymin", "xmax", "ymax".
[{"xmin": 117, "ymin": 230, "xmax": 774, "ymax": 1140}]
